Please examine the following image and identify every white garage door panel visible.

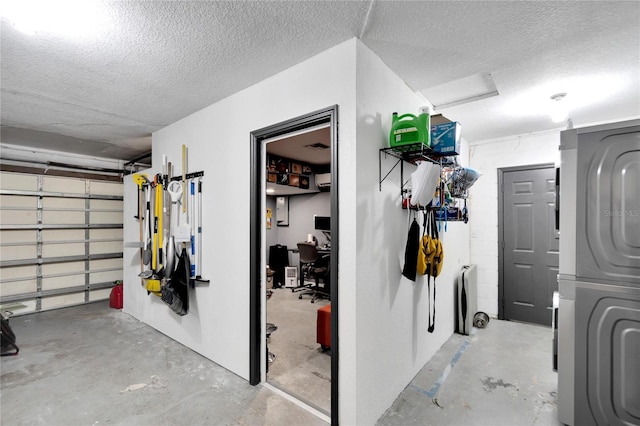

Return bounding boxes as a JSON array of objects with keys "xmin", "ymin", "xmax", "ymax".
[
  {"xmin": 42, "ymin": 274, "xmax": 85, "ymax": 291},
  {"xmin": 41, "ymin": 229, "xmax": 85, "ymax": 242},
  {"xmin": 90, "ymin": 211, "xmax": 123, "ymax": 224},
  {"xmin": 41, "ymin": 261, "xmax": 85, "ymax": 275},
  {"xmin": 91, "ymin": 199, "xmax": 123, "ymax": 210},
  {"xmin": 0, "ymin": 279, "xmax": 37, "ymax": 297},
  {"xmin": 42, "ymin": 210, "xmax": 85, "ymax": 225},
  {"xmin": 90, "ymin": 228, "xmax": 123, "ymax": 240},
  {"xmin": 0, "ymin": 245, "xmax": 37, "ymax": 262},
  {"xmin": 0, "ymin": 195, "xmax": 37, "ymax": 208},
  {"xmin": 0, "ymin": 230, "xmax": 35, "ymax": 244},
  {"xmin": 0, "ymin": 207, "xmax": 38, "ymax": 225},
  {"xmin": 42, "ymin": 293, "xmax": 86, "ymax": 310},
  {"xmin": 90, "ymin": 288, "xmax": 112, "ymax": 301},
  {"xmin": 42, "ymin": 242, "xmax": 85, "ymax": 258},
  {"xmin": 42, "ymin": 176, "xmax": 85, "ymax": 193},
  {"xmin": 90, "ymin": 269, "xmax": 122, "ymax": 285},
  {"xmin": 42, "ymin": 198, "xmax": 85, "ymax": 209},
  {"xmin": 91, "ymin": 258, "xmax": 122, "ymax": 270},
  {"xmin": 91, "ymin": 182, "xmax": 122, "ymax": 196},
  {"xmin": 0, "ymin": 172, "xmax": 37, "ymax": 190},
  {"xmin": 0, "ymin": 265, "xmax": 36, "ymax": 281},
  {"xmin": 90, "ymin": 241, "xmax": 123, "ymax": 255},
  {"xmin": 0, "ymin": 171, "xmax": 123, "ymax": 314}
]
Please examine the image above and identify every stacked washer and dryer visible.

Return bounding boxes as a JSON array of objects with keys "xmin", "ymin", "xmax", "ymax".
[{"xmin": 557, "ymin": 120, "xmax": 640, "ymax": 425}]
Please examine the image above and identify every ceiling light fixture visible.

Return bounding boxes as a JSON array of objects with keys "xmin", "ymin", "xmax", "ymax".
[
  {"xmin": 0, "ymin": 0, "xmax": 110, "ymax": 38},
  {"xmin": 550, "ymin": 92, "xmax": 568, "ymax": 123},
  {"xmin": 422, "ymin": 72, "xmax": 499, "ymax": 110}
]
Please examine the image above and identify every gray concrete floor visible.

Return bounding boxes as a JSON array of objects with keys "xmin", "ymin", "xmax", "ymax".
[
  {"xmin": 1, "ymin": 301, "xmax": 561, "ymax": 426},
  {"xmin": 0, "ymin": 302, "xmax": 327, "ymax": 426},
  {"xmin": 377, "ymin": 319, "xmax": 562, "ymax": 426},
  {"xmin": 267, "ymin": 286, "xmax": 331, "ymax": 414}
]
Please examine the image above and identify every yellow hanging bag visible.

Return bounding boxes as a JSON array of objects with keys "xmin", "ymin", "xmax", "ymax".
[
  {"xmin": 417, "ymin": 209, "xmax": 444, "ymax": 333},
  {"xmin": 417, "ymin": 210, "xmax": 444, "ymax": 277}
]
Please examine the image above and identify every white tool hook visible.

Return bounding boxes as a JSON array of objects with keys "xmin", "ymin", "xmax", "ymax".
[
  {"xmin": 168, "ymin": 180, "xmax": 183, "ymax": 204},
  {"xmin": 169, "ymin": 179, "xmax": 190, "ymax": 242}
]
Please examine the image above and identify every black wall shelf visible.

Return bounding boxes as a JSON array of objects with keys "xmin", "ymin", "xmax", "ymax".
[
  {"xmin": 379, "ymin": 143, "xmax": 468, "ymax": 223},
  {"xmin": 379, "ymin": 143, "xmax": 453, "ymax": 192}
]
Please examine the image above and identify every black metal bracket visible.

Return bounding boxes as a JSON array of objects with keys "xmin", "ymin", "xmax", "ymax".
[
  {"xmin": 169, "ymin": 170, "xmax": 205, "ymax": 182},
  {"xmin": 379, "ymin": 144, "xmax": 452, "ymax": 194}
]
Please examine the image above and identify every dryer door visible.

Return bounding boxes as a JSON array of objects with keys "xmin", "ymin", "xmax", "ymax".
[
  {"xmin": 576, "ymin": 124, "xmax": 640, "ymax": 284},
  {"xmin": 575, "ymin": 281, "xmax": 640, "ymax": 426}
]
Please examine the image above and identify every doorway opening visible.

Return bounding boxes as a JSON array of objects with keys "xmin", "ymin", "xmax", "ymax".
[
  {"xmin": 250, "ymin": 106, "xmax": 338, "ymax": 424},
  {"xmin": 498, "ymin": 163, "xmax": 558, "ymax": 326}
]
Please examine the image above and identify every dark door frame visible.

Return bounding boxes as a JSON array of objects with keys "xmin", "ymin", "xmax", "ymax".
[
  {"xmin": 497, "ymin": 162, "xmax": 555, "ymax": 320},
  {"xmin": 249, "ymin": 105, "xmax": 339, "ymax": 424}
]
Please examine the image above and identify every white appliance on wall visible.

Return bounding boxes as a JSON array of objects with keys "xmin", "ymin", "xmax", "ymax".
[
  {"xmin": 557, "ymin": 119, "xmax": 640, "ymax": 426},
  {"xmin": 315, "ymin": 173, "xmax": 331, "ymax": 191},
  {"xmin": 276, "ymin": 196, "xmax": 289, "ymax": 226}
]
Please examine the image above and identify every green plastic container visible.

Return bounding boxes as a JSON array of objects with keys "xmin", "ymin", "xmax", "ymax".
[{"xmin": 389, "ymin": 112, "xmax": 430, "ymax": 148}]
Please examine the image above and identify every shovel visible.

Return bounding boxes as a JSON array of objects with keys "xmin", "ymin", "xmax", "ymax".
[
  {"xmin": 160, "ymin": 247, "xmax": 190, "ymax": 316},
  {"xmin": 142, "ymin": 177, "xmax": 163, "ymax": 294}
]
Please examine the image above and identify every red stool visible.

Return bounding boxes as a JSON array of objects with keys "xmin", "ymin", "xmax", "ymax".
[{"xmin": 316, "ymin": 304, "xmax": 331, "ymax": 351}]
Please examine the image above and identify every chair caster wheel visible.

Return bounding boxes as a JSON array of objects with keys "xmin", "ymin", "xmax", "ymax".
[
  {"xmin": 299, "ymin": 295, "xmax": 302, "ymax": 299},
  {"xmin": 311, "ymin": 300, "xmax": 315, "ymax": 303}
]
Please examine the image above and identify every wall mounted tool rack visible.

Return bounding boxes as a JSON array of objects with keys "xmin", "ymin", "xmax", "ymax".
[
  {"xmin": 168, "ymin": 170, "xmax": 205, "ymax": 182},
  {"xmin": 378, "ymin": 143, "xmax": 453, "ymax": 193}
]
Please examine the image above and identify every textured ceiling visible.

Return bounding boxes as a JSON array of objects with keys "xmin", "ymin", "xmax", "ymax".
[{"xmin": 1, "ymin": 1, "xmax": 639, "ymax": 162}]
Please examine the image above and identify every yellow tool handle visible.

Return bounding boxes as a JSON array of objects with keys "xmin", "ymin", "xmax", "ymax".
[{"xmin": 158, "ymin": 182, "xmax": 164, "ymax": 268}]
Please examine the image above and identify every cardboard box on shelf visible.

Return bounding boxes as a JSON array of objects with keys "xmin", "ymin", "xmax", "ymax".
[{"xmin": 431, "ymin": 117, "xmax": 462, "ymax": 155}]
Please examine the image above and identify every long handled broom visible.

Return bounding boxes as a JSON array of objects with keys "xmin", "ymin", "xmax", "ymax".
[{"xmin": 193, "ymin": 177, "xmax": 209, "ymax": 284}]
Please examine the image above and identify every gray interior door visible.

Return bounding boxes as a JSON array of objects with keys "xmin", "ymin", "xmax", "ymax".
[{"xmin": 502, "ymin": 166, "xmax": 558, "ymax": 326}]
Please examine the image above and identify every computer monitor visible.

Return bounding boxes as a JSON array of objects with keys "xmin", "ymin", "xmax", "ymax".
[
  {"xmin": 314, "ymin": 215, "xmax": 331, "ymax": 243},
  {"xmin": 314, "ymin": 216, "xmax": 330, "ymax": 231}
]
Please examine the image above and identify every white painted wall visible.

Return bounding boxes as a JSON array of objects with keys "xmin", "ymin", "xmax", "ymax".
[
  {"xmin": 123, "ymin": 38, "xmax": 474, "ymax": 425},
  {"xmin": 353, "ymin": 41, "xmax": 470, "ymax": 425},
  {"xmin": 272, "ymin": 191, "xmax": 331, "ymax": 250},
  {"xmin": 468, "ymin": 131, "xmax": 560, "ymax": 316},
  {"xmin": 265, "ymin": 195, "xmax": 278, "ymax": 249},
  {"xmin": 123, "ymin": 38, "xmax": 358, "ymax": 405},
  {"xmin": 265, "ymin": 191, "xmax": 331, "ymax": 275}
]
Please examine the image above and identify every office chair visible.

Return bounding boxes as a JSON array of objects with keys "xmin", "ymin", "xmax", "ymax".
[{"xmin": 297, "ymin": 242, "xmax": 330, "ymax": 303}]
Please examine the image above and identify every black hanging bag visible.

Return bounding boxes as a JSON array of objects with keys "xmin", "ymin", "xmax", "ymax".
[
  {"xmin": 402, "ymin": 216, "xmax": 420, "ymax": 282},
  {"xmin": 161, "ymin": 247, "xmax": 190, "ymax": 316}
]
